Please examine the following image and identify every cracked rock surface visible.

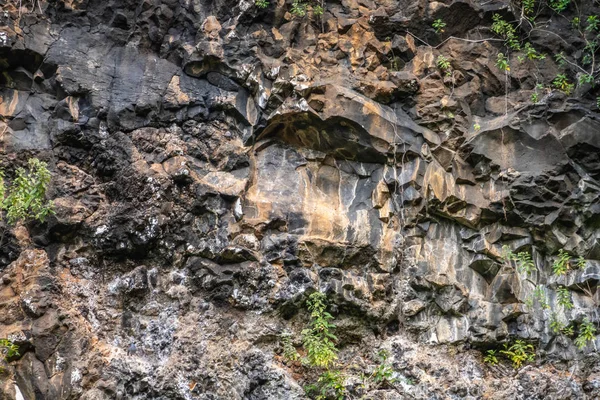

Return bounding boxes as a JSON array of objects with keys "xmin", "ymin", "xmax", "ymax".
[{"xmin": 1, "ymin": 0, "xmax": 600, "ymax": 399}]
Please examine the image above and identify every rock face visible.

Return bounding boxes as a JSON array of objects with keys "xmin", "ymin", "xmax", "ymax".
[{"xmin": 1, "ymin": 0, "xmax": 600, "ymax": 399}]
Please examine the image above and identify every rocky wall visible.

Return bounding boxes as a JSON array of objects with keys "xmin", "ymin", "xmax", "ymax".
[{"xmin": 1, "ymin": 0, "xmax": 600, "ymax": 399}]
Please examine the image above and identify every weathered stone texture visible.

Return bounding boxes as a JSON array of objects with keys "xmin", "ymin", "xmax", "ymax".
[{"xmin": 1, "ymin": 0, "xmax": 600, "ymax": 398}]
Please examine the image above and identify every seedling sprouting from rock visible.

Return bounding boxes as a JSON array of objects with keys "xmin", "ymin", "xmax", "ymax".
[{"xmin": 432, "ymin": 19, "xmax": 446, "ymax": 34}]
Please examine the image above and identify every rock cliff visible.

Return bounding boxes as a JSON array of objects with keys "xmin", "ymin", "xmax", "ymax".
[{"xmin": 1, "ymin": 0, "xmax": 600, "ymax": 398}]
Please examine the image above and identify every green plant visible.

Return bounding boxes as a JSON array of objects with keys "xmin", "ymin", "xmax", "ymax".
[
  {"xmin": 502, "ymin": 247, "xmax": 535, "ymax": 274},
  {"xmin": 597, "ymin": 97, "xmax": 600, "ymax": 109},
  {"xmin": 552, "ymin": 249, "xmax": 571, "ymax": 275},
  {"xmin": 555, "ymin": 52, "xmax": 567, "ymax": 68},
  {"xmin": 563, "ymin": 325, "xmax": 575, "ymax": 336},
  {"xmin": 579, "ymin": 74, "xmax": 594, "ymax": 86},
  {"xmin": 483, "ymin": 349, "xmax": 499, "ymax": 365},
  {"xmin": 290, "ymin": 0, "xmax": 308, "ymax": 16},
  {"xmin": 500, "ymin": 340, "xmax": 535, "ymax": 368},
  {"xmin": 473, "ymin": 123, "xmax": 481, "ymax": 131},
  {"xmin": 0, "ymin": 339, "xmax": 19, "ymax": 359},
  {"xmin": 549, "ymin": 313, "xmax": 574, "ymax": 336},
  {"xmin": 305, "ymin": 370, "xmax": 346, "ymax": 400},
  {"xmin": 515, "ymin": 251, "xmax": 535, "ymax": 275},
  {"xmin": 524, "ymin": 42, "xmax": 545, "ymax": 61},
  {"xmin": 281, "ymin": 332, "xmax": 300, "ymax": 362},
  {"xmin": 531, "ymin": 83, "xmax": 544, "ymax": 102},
  {"xmin": 255, "ymin": 0, "xmax": 269, "ymax": 8},
  {"xmin": 553, "ymin": 74, "xmax": 574, "ymax": 95},
  {"xmin": 437, "ymin": 55, "xmax": 452, "ymax": 76},
  {"xmin": 501, "ymin": 245, "xmax": 514, "ymax": 262},
  {"xmin": 549, "ymin": 0, "xmax": 570, "ymax": 12},
  {"xmin": 532, "ymin": 285, "xmax": 550, "ymax": 309},
  {"xmin": 586, "ymin": 15, "xmax": 599, "ymax": 32},
  {"xmin": 1, "ymin": 158, "xmax": 54, "ymax": 225},
  {"xmin": 492, "ymin": 14, "xmax": 520, "ymax": 50},
  {"xmin": 523, "ymin": 0, "xmax": 535, "ymax": 15},
  {"xmin": 550, "ymin": 313, "xmax": 565, "ymax": 334},
  {"xmin": 577, "ymin": 256, "xmax": 586, "ymax": 269},
  {"xmin": 557, "ymin": 286, "xmax": 574, "ymax": 310},
  {"xmin": 496, "ymin": 53, "xmax": 510, "ymax": 71},
  {"xmin": 575, "ymin": 318, "xmax": 597, "ymax": 350},
  {"xmin": 371, "ymin": 349, "xmax": 397, "ymax": 385},
  {"xmin": 287, "ymin": 0, "xmax": 324, "ymax": 18},
  {"xmin": 0, "ymin": 338, "xmax": 19, "ymax": 372},
  {"xmin": 302, "ymin": 292, "xmax": 338, "ymax": 368},
  {"xmin": 582, "ymin": 41, "xmax": 597, "ymax": 65},
  {"xmin": 432, "ymin": 19, "xmax": 446, "ymax": 34}
]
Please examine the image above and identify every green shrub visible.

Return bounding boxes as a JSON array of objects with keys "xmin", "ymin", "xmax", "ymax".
[
  {"xmin": 579, "ymin": 74, "xmax": 594, "ymax": 86},
  {"xmin": 515, "ymin": 251, "xmax": 535, "ymax": 275},
  {"xmin": 500, "ymin": 340, "xmax": 535, "ymax": 368},
  {"xmin": 550, "ymin": 314, "xmax": 564, "ymax": 334},
  {"xmin": 523, "ymin": 0, "xmax": 535, "ymax": 15},
  {"xmin": 549, "ymin": 0, "xmax": 570, "ymax": 12},
  {"xmin": 556, "ymin": 286, "xmax": 573, "ymax": 310},
  {"xmin": 1, "ymin": 158, "xmax": 54, "ymax": 225},
  {"xmin": 575, "ymin": 318, "xmax": 597, "ymax": 350},
  {"xmin": 523, "ymin": 42, "xmax": 546, "ymax": 61},
  {"xmin": 554, "ymin": 52, "xmax": 567, "ymax": 67},
  {"xmin": 302, "ymin": 292, "xmax": 338, "ymax": 368},
  {"xmin": 492, "ymin": 14, "xmax": 520, "ymax": 50},
  {"xmin": 587, "ymin": 15, "xmax": 600, "ymax": 31},
  {"xmin": 0, "ymin": 339, "xmax": 19, "ymax": 372},
  {"xmin": 553, "ymin": 74, "xmax": 574, "ymax": 95},
  {"xmin": 501, "ymin": 246, "xmax": 534, "ymax": 274},
  {"xmin": 549, "ymin": 313, "xmax": 574, "ymax": 336},
  {"xmin": 281, "ymin": 332, "xmax": 300, "ymax": 362},
  {"xmin": 290, "ymin": 0, "xmax": 324, "ymax": 17},
  {"xmin": 496, "ymin": 53, "xmax": 510, "ymax": 71},
  {"xmin": 255, "ymin": 0, "xmax": 269, "ymax": 8},
  {"xmin": 531, "ymin": 285, "xmax": 550, "ymax": 309},
  {"xmin": 0, "ymin": 339, "xmax": 19, "ymax": 359},
  {"xmin": 371, "ymin": 349, "xmax": 397, "ymax": 385},
  {"xmin": 305, "ymin": 370, "xmax": 346, "ymax": 400},
  {"xmin": 552, "ymin": 250, "xmax": 571, "ymax": 275}
]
